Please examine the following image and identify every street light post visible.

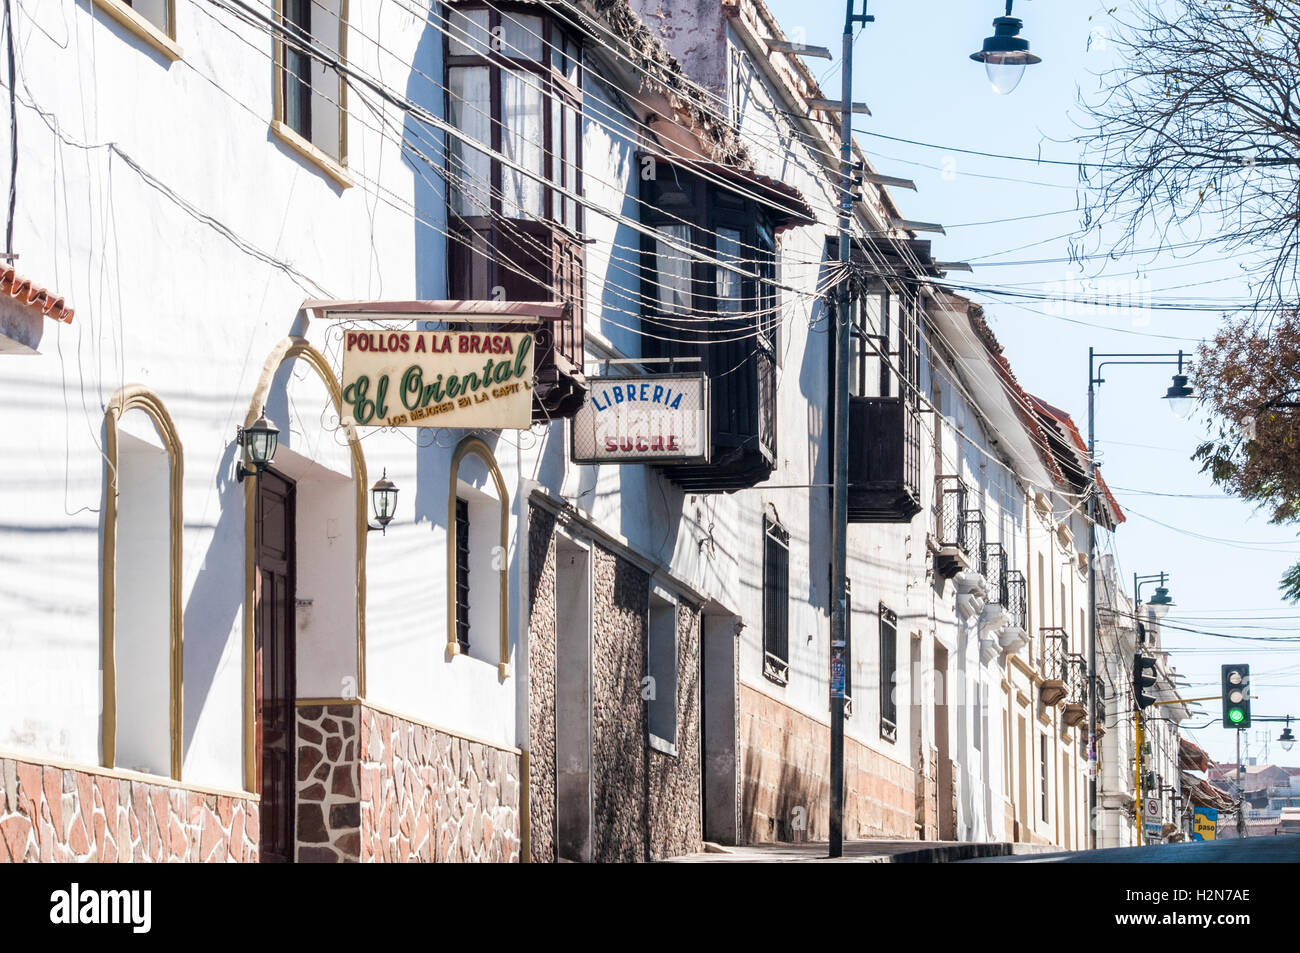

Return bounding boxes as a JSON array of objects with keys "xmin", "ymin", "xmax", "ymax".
[
  {"xmin": 1086, "ymin": 349, "xmax": 1197, "ymax": 850},
  {"xmin": 827, "ymin": 1, "xmax": 1039, "ymax": 859}
]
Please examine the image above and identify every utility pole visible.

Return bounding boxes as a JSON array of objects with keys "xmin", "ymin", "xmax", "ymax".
[
  {"xmin": 1134, "ymin": 710, "xmax": 1143, "ymax": 846},
  {"xmin": 830, "ymin": 0, "xmax": 874, "ymax": 860},
  {"xmin": 1087, "ymin": 349, "xmax": 1098, "ymax": 849}
]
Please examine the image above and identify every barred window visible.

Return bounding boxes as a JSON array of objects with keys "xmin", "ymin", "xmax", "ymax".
[
  {"xmin": 1040, "ymin": 734, "xmax": 1051, "ymax": 823},
  {"xmin": 879, "ymin": 604, "xmax": 898, "ymax": 742},
  {"xmin": 455, "ymin": 497, "xmax": 471, "ymax": 652},
  {"xmin": 763, "ymin": 516, "xmax": 789, "ymax": 684}
]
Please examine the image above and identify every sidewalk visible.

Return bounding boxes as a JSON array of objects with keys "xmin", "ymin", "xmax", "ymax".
[{"xmin": 664, "ymin": 839, "xmax": 1058, "ymax": 863}]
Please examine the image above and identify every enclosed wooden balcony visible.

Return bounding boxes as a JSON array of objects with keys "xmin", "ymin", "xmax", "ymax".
[
  {"xmin": 449, "ymin": 216, "xmax": 587, "ymax": 421},
  {"xmin": 847, "ymin": 396, "xmax": 923, "ymax": 522}
]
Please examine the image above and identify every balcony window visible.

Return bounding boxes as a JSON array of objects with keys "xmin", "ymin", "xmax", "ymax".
[
  {"xmin": 641, "ymin": 158, "xmax": 809, "ymax": 491},
  {"xmin": 844, "ymin": 281, "xmax": 923, "ymax": 522},
  {"xmin": 445, "ymin": 4, "xmax": 582, "ymax": 235},
  {"xmin": 444, "ymin": 3, "xmax": 586, "ymax": 419}
]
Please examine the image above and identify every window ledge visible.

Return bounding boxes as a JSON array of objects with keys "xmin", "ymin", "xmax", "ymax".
[
  {"xmin": 649, "ymin": 734, "xmax": 678, "ymax": 758},
  {"xmin": 270, "ymin": 120, "xmax": 353, "ymax": 190},
  {"xmin": 93, "ymin": 0, "xmax": 183, "ymax": 63}
]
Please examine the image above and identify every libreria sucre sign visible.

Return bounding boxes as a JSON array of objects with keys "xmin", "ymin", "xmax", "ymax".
[
  {"xmin": 570, "ymin": 374, "xmax": 709, "ymax": 463},
  {"xmin": 341, "ymin": 330, "xmax": 534, "ymax": 430}
]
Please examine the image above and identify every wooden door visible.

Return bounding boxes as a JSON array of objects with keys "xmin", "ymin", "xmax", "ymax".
[{"xmin": 255, "ymin": 469, "xmax": 296, "ymax": 863}]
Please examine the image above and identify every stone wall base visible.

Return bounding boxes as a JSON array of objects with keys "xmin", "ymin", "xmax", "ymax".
[
  {"xmin": 0, "ymin": 755, "xmax": 258, "ymax": 862},
  {"xmin": 739, "ymin": 685, "xmax": 915, "ymax": 844},
  {"xmin": 294, "ymin": 703, "xmax": 521, "ymax": 862}
]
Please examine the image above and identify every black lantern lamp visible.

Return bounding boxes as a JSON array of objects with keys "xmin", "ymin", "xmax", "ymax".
[
  {"xmin": 971, "ymin": 1, "xmax": 1042, "ymax": 95},
  {"xmin": 369, "ymin": 469, "xmax": 399, "ymax": 534},
  {"xmin": 1147, "ymin": 586, "xmax": 1173, "ymax": 619},
  {"xmin": 1281, "ymin": 720, "xmax": 1295, "ymax": 753},
  {"xmin": 236, "ymin": 408, "xmax": 280, "ymax": 481},
  {"xmin": 1164, "ymin": 350, "xmax": 1197, "ymax": 419}
]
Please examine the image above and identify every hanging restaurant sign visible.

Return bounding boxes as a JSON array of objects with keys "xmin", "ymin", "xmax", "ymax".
[
  {"xmin": 570, "ymin": 374, "xmax": 709, "ymax": 464},
  {"xmin": 341, "ymin": 329, "xmax": 534, "ymax": 430}
]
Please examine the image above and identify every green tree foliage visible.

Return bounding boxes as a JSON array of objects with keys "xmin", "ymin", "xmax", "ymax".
[{"xmin": 1194, "ymin": 314, "xmax": 1300, "ymax": 598}]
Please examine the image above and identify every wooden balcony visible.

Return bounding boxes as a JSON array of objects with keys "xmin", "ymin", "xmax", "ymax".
[
  {"xmin": 659, "ymin": 343, "xmax": 776, "ymax": 491},
  {"xmin": 847, "ymin": 397, "xmax": 923, "ymax": 522},
  {"xmin": 449, "ymin": 215, "xmax": 587, "ymax": 421}
]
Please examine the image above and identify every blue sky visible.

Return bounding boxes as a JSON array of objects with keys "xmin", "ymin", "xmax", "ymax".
[{"xmin": 763, "ymin": 0, "xmax": 1300, "ymax": 767}]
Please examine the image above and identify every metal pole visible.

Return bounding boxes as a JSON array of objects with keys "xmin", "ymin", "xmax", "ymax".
[
  {"xmin": 828, "ymin": 0, "xmax": 857, "ymax": 860},
  {"xmin": 1236, "ymin": 728, "xmax": 1246, "ymax": 838},
  {"xmin": 1134, "ymin": 709, "xmax": 1143, "ymax": 846},
  {"xmin": 1087, "ymin": 349, "xmax": 1099, "ymax": 849}
]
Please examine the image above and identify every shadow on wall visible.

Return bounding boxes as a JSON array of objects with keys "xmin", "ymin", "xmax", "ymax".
[
  {"xmin": 181, "ymin": 441, "xmax": 245, "ymax": 760},
  {"xmin": 404, "ymin": 8, "xmax": 448, "ymax": 302},
  {"xmin": 800, "ymin": 258, "xmax": 834, "ymax": 619},
  {"xmin": 741, "ymin": 716, "xmax": 829, "ymax": 844}
]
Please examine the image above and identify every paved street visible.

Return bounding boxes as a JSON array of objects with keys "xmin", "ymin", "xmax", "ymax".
[
  {"xmin": 668, "ymin": 835, "xmax": 1300, "ymax": 863},
  {"xmin": 666, "ymin": 840, "xmax": 1060, "ymax": 863},
  {"xmin": 968, "ymin": 834, "xmax": 1300, "ymax": 863}
]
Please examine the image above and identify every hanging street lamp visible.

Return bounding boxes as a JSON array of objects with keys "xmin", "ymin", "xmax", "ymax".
[{"xmin": 971, "ymin": 1, "xmax": 1042, "ymax": 95}]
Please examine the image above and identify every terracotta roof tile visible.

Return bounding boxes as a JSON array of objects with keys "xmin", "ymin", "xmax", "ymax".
[{"xmin": 1, "ymin": 264, "xmax": 73, "ymax": 324}]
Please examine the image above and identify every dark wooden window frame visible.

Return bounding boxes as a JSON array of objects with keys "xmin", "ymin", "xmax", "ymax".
[
  {"xmin": 879, "ymin": 603, "xmax": 898, "ymax": 742},
  {"xmin": 641, "ymin": 169, "xmax": 780, "ymax": 465},
  {"xmin": 444, "ymin": 3, "xmax": 584, "ymax": 239},
  {"xmin": 762, "ymin": 515, "xmax": 790, "ymax": 685}
]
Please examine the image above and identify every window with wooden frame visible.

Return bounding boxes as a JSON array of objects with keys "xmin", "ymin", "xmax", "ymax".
[
  {"xmin": 641, "ymin": 161, "xmax": 801, "ymax": 490},
  {"xmin": 272, "ymin": 0, "xmax": 348, "ymax": 176},
  {"xmin": 879, "ymin": 604, "xmax": 898, "ymax": 741},
  {"xmin": 762, "ymin": 515, "xmax": 790, "ymax": 685},
  {"xmin": 443, "ymin": 2, "xmax": 585, "ymax": 417},
  {"xmin": 445, "ymin": 4, "xmax": 582, "ymax": 287},
  {"xmin": 95, "ymin": 1, "xmax": 182, "ymax": 62}
]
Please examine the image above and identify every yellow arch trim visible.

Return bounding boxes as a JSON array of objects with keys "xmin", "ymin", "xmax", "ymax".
[
  {"xmin": 102, "ymin": 385, "xmax": 184, "ymax": 781},
  {"xmin": 447, "ymin": 436, "xmax": 511, "ymax": 679},
  {"xmin": 242, "ymin": 337, "xmax": 368, "ymax": 792}
]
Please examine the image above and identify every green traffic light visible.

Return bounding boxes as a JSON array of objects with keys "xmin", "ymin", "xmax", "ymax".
[{"xmin": 1229, "ymin": 708, "xmax": 1245, "ymax": 724}]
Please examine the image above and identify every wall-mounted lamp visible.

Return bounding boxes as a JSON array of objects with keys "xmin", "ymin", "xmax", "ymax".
[
  {"xmin": 369, "ymin": 469, "xmax": 399, "ymax": 534},
  {"xmin": 236, "ymin": 409, "xmax": 280, "ymax": 482}
]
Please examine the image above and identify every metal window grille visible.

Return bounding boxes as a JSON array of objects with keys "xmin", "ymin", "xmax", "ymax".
[
  {"xmin": 1042, "ymin": 628, "xmax": 1068, "ymax": 682},
  {"xmin": 879, "ymin": 604, "xmax": 898, "ymax": 742},
  {"xmin": 1004, "ymin": 570, "xmax": 1028, "ymax": 632},
  {"xmin": 984, "ymin": 542, "xmax": 1007, "ymax": 606},
  {"xmin": 934, "ymin": 475, "xmax": 967, "ymax": 549},
  {"xmin": 961, "ymin": 509, "xmax": 987, "ymax": 576},
  {"xmin": 763, "ymin": 516, "xmax": 789, "ymax": 684},
  {"xmin": 455, "ymin": 497, "xmax": 471, "ymax": 652}
]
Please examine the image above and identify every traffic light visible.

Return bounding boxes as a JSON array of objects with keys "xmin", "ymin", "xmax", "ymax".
[
  {"xmin": 1221, "ymin": 664, "xmax": 1251, "ymax": 729},
  {"xmin": 1133, "ymin": 652, "xmax": 1158, "ymax": 710}
]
